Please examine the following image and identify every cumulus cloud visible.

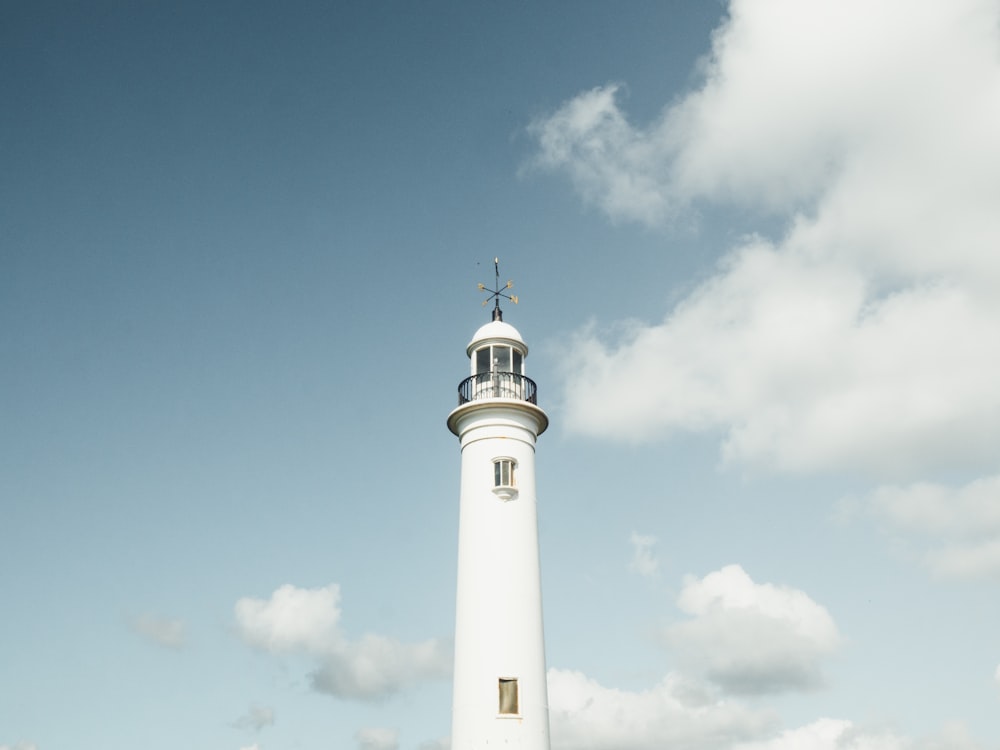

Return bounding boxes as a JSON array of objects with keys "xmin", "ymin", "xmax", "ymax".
[
  {"xmin": 548, "ymin": 668, "xmax": 774, "ymax": 750},
  {"xmin": 234, "ymin": 583, "xmax": 450, "ymax": 700},
  {"xmin": 356, "ymin": 727, "xmax": 399, "ymax": 750},
  {"xmin": 130, "ymin": 613, "xmax": 185, "ymax": 649},
  {"xmin": 528, "ymin": 0, "xmax": 1000, "ymax": 482},
  {"xmin": 664, "ymin": 565, "xmax": 841, "ymax": 694},
  {"xmin": 866, "ymin": 475, "xmax": 1000, "ymax": 580},
  {"xmin": 531, "ymin": 0, "xmax": 1000, "ymax": 239},
  {"xmin": 231, "ymin": 704, "xmax": 275, "ymax": 732},
  {"xmin": 629, "ymin": 531, "xmax": 659, "ymax": 578},
  {"xmin": 559, "ymin": 250, "xmax": 1000, "ymax": 478}
]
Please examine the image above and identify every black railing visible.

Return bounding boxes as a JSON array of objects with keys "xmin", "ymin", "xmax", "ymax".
[{"xmin": 457, "ymin": 372, "xmax": 538, "ymax": 405}]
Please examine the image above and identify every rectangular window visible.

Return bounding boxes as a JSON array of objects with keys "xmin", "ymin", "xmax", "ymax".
[
  {"xmin": 512, "ymin": 350, "xmax": 522, "ymax": 374},
  {"xmin": 498, "ymin": 678, "xmax": 518, "ymax": 715},
  {"xmin": 476, "ymin": 348, "xmax": 491, "ymax": 375},
  {"xmin": 494, "ymin": 459, "xmax": 514, "ymax": 487},
  {"xmin": 494, "ymin": 346, "xmax": 511, "ymax": 373}
]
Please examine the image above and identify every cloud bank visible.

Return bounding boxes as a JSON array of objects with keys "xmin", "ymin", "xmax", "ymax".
[
  {"xmin": 234, "ymin": 583, "xmax": 450, "ymax": 700},
  {"xmin": 529, "ymin": 0, "xmax": 1000, "ymax": 481},
  {"xmin": 732, "ymin": 718, "xmax": 986, "ymax": 750},
  {"xmin": 548, "ymin": 670, "xmax": 983, "ymax": 750},
  {"xmin": 549, "ymin": 675, "xmax": 985, "ymax": 750}
]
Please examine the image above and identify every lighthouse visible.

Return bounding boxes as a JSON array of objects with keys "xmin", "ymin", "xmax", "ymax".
[{"xmin": 447, "ymin": 260, "xmax": 551, "ymax": 749}]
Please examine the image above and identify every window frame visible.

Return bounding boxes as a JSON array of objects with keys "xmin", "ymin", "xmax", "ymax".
[
  {"xmin": 491, "ymin": 457, "xmax": 518, "ymax": 501},
  {"xmin": 471, "ymin": 344, "xmax": 525, "ymax": 376},
  {"xmin": 498, "ymin": 677, "xmax": 519, "ymax": 716}
]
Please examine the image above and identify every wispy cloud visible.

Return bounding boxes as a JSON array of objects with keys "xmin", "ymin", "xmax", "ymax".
[
  {"xmin": 130, "ymin": 613, "xmax": 185, "ymax": 650},
  {"xmin": 234, "ymin": 583, "xmax": 450, "ymax": 701},
  {"xmin": 232, "ymin": 704, "xmax": 275, "ymax": 732},
  {"xmin": 629, "ymin": 531, "xmax": 660, "ymax": 578},
  {"xmin": 526, "ymin": 83, "xmax": 680, "ymax": 227},
  {"xmin": 865, "ymin": 476, "xmax": 1000, "ymax": 580},
  {"xmin": 356, "ymin": 727, "xmax": 399, "ymax": 750}
]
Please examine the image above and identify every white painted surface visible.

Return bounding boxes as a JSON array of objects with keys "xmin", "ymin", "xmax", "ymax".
[
  {"xmin": 466, "ymin": 320, "xmax": 527, "ymax": 356},
  {"xmin": 448, "ymin": 321, "xmax": 551, "ymax": 750}
]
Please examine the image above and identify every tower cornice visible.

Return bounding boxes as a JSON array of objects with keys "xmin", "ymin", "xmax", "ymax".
[{"xmin": 446, "ymin": 398, "xmax": 549, "ymax": 438}]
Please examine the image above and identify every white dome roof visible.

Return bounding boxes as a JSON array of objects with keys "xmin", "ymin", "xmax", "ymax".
[{"xmin": 467, "ymin": 319, "xmax": 527, "ymax": 356}]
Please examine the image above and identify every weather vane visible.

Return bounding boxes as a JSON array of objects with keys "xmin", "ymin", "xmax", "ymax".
[{"xmin": 478, "ymin": 257, "xmax": 518, "ymax": 321}]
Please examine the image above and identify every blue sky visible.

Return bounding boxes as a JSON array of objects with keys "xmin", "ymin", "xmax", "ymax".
[{"xmin": 3, "ymin": 2, "xmax": 1000, "ymax": 749}]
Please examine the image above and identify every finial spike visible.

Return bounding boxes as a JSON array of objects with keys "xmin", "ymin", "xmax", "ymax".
[{"xmin": 477, "ymin": 257, "xmax": 520, "ymax": 320}]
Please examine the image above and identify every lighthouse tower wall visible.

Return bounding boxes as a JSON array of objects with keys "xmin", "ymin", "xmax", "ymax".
[{"xmin": 450, "ymin": 404, "xmax": 550, "ymax": 749}]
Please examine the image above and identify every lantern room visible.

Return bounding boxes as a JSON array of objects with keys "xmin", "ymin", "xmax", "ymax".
[{"xmin": 456, "ymin": 320, "xmax": 538, "ymax": 405}]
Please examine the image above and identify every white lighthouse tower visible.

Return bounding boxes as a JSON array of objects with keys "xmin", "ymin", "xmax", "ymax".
[{"xmin": 447, "ymin": 260, "xmax": 551, "ymax": 750}]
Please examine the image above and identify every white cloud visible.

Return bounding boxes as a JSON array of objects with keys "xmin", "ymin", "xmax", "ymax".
[
  {"xmin": 532, "ymin": 0, "xmax": 1000, "ymax": 237},
  {"xmin": 234, "ymin": 583, "xmax": 450, "ymax": 700},
  {"xmin": 526, "ymin": 83, "xmax": 679, "ymax": 227},
  {"xmin": 529, "ymin": 0, "xmax": 1000, "ymax": 481},
  {"xmin": 231, "ymin": 704, "xmax": 275, "ymax": 732},
  {"xmin": 560, "ymin": 249, "xmax": 1000, "ymax": 477},
  {"xmin": 417, "ymin": 739, "xmax": 451, "ymax": 750},
  {"xmin": 356, "ymin": 727, "xmax": 399, "ymax": 750},
  {"xmin": 130, "ymin": 613, "xmax": 185, "ymax": 649},
  {"xmin": 866, "ymin": 475, "xmax": 1000, "ymax": 580},
  {"xmin": 665, "ymin": 565, "xmax": 841, "ymax": 694},
  {"xmin": 551, "ymin": 691, "xmax": 986, "ymax": 750},
  {"xmin": 0, "ymin": 744, "xmax": 39, "ymax": 750},
  {"xmin": 236, "ymin": 583, "xmax": 341, "ymax": 653},
  {"xmin": 733, "ymin": 719, "xmax": 895, "ymax": 750},
  {"xmin": 548, "ymin": 668, "xmax": 775, "ymax": 750},
  {"xmin": 629, "ymin": 531, "xmax": 659, "ymax": 578},
  {"xmin": 729, "ymin": 718, "xmax": 978, "ymax": 750}
]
